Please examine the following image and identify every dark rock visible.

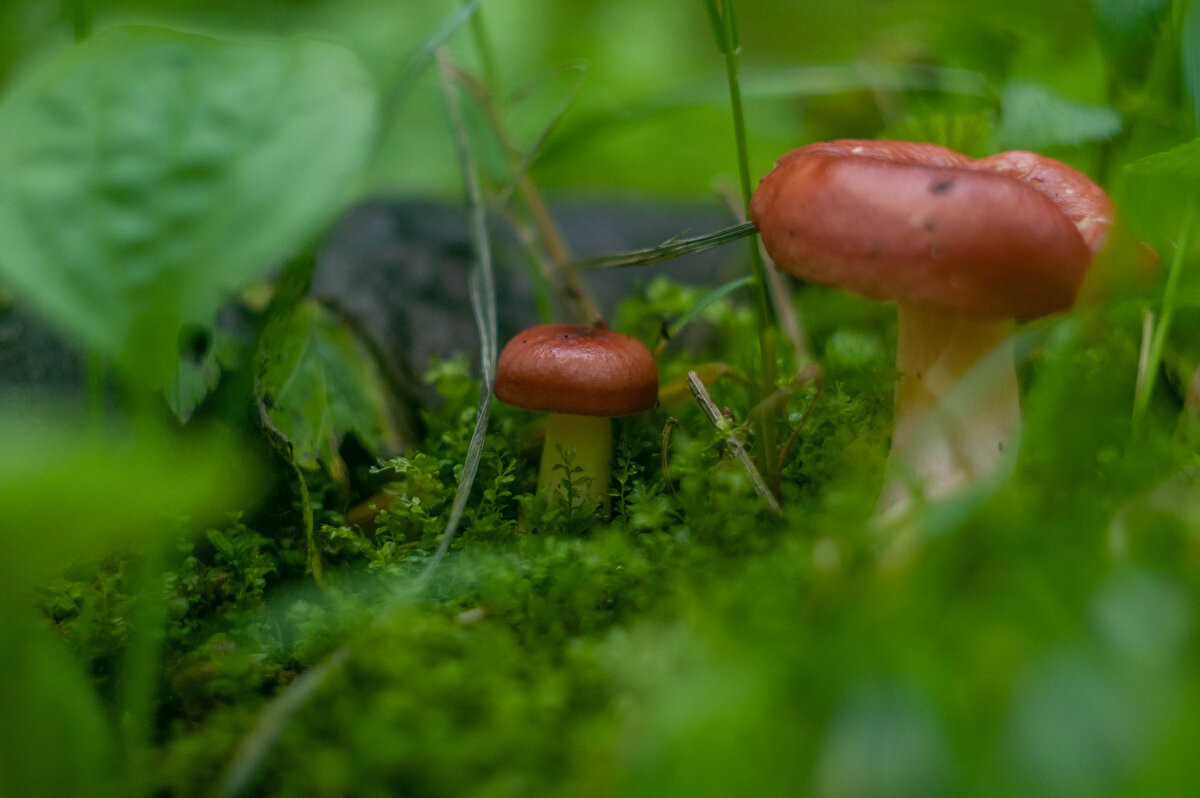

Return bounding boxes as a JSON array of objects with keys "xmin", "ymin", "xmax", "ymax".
[
  {"xmin": 313, "ymin": 196, "xmax": 741, "ymax": 407},
  {"xmin": 1, "ymin": 197, "xmax": 744, "ymax": 416},
  {"xmin": 0, "ymin": 301, "xmax": 87, "ymax": 413}
]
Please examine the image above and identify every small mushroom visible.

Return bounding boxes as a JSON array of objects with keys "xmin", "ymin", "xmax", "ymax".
[
  {"xmin": 494, "ymin": 323, "xmax": 658, "ymax": 511},
  {"xmin": 750, "ymin": 140, "xmax": 1112, "ymax": 513}
]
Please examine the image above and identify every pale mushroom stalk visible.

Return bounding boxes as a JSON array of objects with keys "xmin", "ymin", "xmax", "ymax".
[
  {"xmin": 538, "ymin": 413, "xmax": 613, "ymax": 510},
  {"xmin": 879, "ymin": 305, "xmax": 1019, "ymax": 513}
]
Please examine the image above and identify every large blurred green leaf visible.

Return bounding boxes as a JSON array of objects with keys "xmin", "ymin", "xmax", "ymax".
[
  {"xmin": 0, "ymin": 415, "xmax": 256, "ymax": 601},
  {"xmin": 998, "ymin": 80, "xmax": 1121, "ymax": 151},
  {"xmin": 257, "ymin": 299, "xmax": 405, "ymax": 481},
  {"xmin": 0, "ymin": 612, "xmax": 115, "ymax": 798},
  {"xmin": 0, "ymin": 411, "xmax": 252, "ymax": 796},
  {"xmin": 0, "ymin": 26, "xmax": 378, "ymax": 389}
]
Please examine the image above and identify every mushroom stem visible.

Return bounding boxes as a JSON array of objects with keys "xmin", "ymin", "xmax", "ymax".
[
  {"xmin": 878, "ymin": 304, "xmax": 1020, "ymax": 514},
  {"xmin": 538, "ymin": 413, "xmax": 613, "ymax": 511}
]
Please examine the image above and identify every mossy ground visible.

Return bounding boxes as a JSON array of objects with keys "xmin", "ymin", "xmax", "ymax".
[{"xmin": 31, "ymin": 276, "xmax": 1200, "ymax": 797}]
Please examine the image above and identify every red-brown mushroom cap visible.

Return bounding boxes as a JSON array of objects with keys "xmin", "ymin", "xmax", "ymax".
[
  {"xmin": 749, "ymin": 139, "xmax": 1114, "ymax": 318},
  {"xmin": 494, "ymin": 324, "xmax": 659, "ymax": 417}
]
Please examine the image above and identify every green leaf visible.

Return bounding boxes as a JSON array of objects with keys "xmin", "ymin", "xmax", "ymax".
[
  {"xmin": 167, "ymin": 326, "xmax": 220, "ymax": 423},
  {"xmin": 0, "ymin": 612, "xmax": 115, "ymax": 798},
  {"xmin": 206, "ymin": 527, "xmax": 237, "ymax": 561},
  {"xmin": 168, "ymin": 353, "xmax": 221, "ymax": 424},
  {"xmin": 257, "ymin": 299, "xmax": 405, "ymax": 480},
  {"xmin": 0, "ymin": 26, "xmax": 378, "ymax": 389},
  {"xmin": 1121, "ymin": 138, "xmax": 1200, "ymax": 259},
  {"xmin": 997, "ymin": 80, "xmax": 1121, "ymax": 150}
]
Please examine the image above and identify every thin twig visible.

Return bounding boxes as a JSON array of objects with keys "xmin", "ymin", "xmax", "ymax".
[{"xmin": 687, "ymin": 370, "xmax": 781, "ymax": 514}]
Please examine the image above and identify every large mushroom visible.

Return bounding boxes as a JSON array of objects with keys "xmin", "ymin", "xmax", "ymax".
[
  {"xmin": 494, "ymin": 323, "xmax": 658, "ymax": 512},
  {"xmin": 750, "ymin": 140, "xmax": 1112, "ymax": 513}
]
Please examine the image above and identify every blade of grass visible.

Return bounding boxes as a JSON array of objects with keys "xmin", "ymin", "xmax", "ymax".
[
  {"xmin": 116, "ymin": 541, "xmax": 168, "ymax": 779},
  {"xmin": 384, "ymin": 0, "xmax": 489, "ymax": 115},
  {"xmin": 1132, "ymin": 201, "xmax": 1196, "ymax": 429},
  {"xmin": 416, "ymin": 48, "xmax": 500, "ymax": 587},
  {"xmin": 660, "ymin": 275, "xmax": 751, "ymax": 351},
  {"xmin": 465, "ymin": 0, "xmax": 500, "ymax": 91}
]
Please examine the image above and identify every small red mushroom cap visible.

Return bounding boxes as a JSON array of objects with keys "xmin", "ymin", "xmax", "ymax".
[
  {"xmin": 494, "ymin": 324, "xmax": 659, "ymax": 417},
  {"xmin": 749, "ymin": 140, "xmax": 1113, "ymax": 318}
]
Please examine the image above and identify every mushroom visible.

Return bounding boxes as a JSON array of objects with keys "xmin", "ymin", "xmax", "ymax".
[
  {"xmin": 494, "ymin": 323, "xmax": 658, "ymax": 511},
  {"xmin": 750, "ymin": 140, "xmax": 1112, "ymax": 513}
]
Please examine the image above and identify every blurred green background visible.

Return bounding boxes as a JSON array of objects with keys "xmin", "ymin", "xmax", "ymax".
[{"xmin": 1, "ymin": 0, "xmax": 1171, "ymax": 199}]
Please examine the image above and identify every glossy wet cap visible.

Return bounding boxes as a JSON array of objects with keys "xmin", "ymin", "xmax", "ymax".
[
  {"xmin": 494, "ymin": 324, "xmax": 659, "ymax": 417},
  {"xmin": 749, "ymin": 139, "xmax": 1113, "ymax": 318}
]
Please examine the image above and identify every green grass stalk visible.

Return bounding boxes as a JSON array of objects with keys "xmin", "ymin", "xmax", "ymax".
[
  {"xmin": 703, "ymin": 0, "xmax": 780, "ymax": 490},
  {"xmin": 466, "ymin": 1, "xmax": 501, "ymax": 91}
]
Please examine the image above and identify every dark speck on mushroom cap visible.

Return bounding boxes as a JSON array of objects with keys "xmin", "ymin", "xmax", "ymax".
[
  {"xmin": 749, "ymin": 139, "xmax": 1114, "ymax": 319},
  {"xmin": 494, "ymin": 323, "xmax": 659, "ymax": 416}
]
